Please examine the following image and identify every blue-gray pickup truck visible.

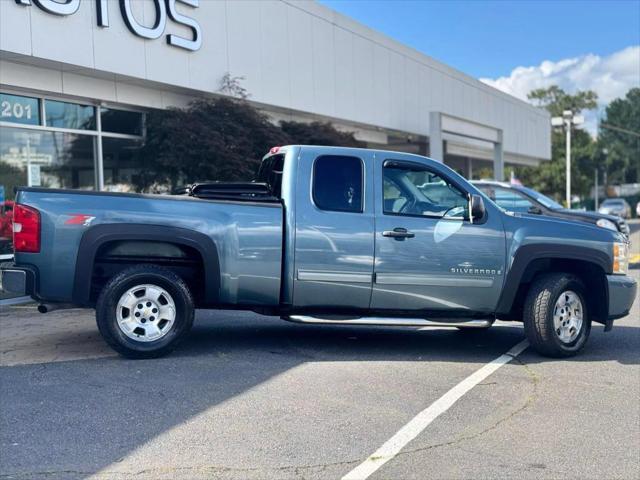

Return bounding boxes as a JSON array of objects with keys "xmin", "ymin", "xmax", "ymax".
[{"xmin": 1, "ymin": 146, "xmax": 636, "ymax": 358}]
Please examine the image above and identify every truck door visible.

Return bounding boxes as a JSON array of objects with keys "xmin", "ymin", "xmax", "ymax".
[
  {"xmin": 371, "ymin": 156, "xmax": 506, "ymax": 315},
  {"xmin": 293, "ymin": 147, "xmax": 375, "ymax": 309}
]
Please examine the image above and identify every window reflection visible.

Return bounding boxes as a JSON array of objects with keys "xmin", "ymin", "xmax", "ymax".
[
  {"xmin": 101, "ymin": 108, "xmax": 143, "ymax": 136},
  {"xmin": 103, "ymin": 137, "xmax": 144, "ymax": 192},
  {"xmin": 0, "ymin": 128, "xmax": 96, "ymax": 198},
  {"xmin": 45, "ymin": 100, "xmax": 96, "ymax": 130}
]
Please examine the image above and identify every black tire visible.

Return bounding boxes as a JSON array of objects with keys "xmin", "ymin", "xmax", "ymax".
[
  {"xmin": 523, "ymin": 273, "xmax": 591, "ymax": 357},
  {"xmin": 96, "ymin": 265, "xmax": 194, "ymax": 359}
]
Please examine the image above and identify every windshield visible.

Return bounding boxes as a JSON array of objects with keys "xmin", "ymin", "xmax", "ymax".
[
  {"xmin": 602, "ymin": 199, "xmax": 624, "ymax": 206},
  {"xmin": 518, "ymin": 186, "xmax": 563, "ymax": 210}
]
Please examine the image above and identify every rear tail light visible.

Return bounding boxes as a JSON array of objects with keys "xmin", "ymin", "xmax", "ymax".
[{"xmin": 13, "ymin": 204, "xmax": 40, "ymax": 253}]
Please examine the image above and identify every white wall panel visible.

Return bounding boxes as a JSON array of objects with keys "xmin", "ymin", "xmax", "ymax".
[
  {"xmin": 352, "ymin": 35, "xmax": 375, "ymax": 123},
  {"xmin": 388, "ymin": 50, "xmax": 404, "ymax": 130},
  {"xmin": 116, "ymin": 81, "xmax": 163, "ymax": 109},
  {"xmin": 188, "ymin": 0, "xmax": 227, "ymax": 93},
  {"xmin": 0, "ymin": 60, "xmax": 62, "ymax": 93},
  {"xmin": 310, "ymin": 15, "xmax": 335, "ymax": 116},
  {"xmin": 30, "ymin": 0, "xmax": 94, "ymax": 68},
  {"xmin": 286, "ymin": 4, "xmax": 314, "ymax": 113},
  {"xmin": 62, "ymin": 72, "xmax": 117, "ymax": 102},
  {"xmin": 332, "ymin": 26, "xmax": 355, "ymax": 121},
  {"xmin": 372, "ymin": 44, "xmax": 391, "ymax": 128},
  {"xmin": 226, "ymin": 1, "xmax": 263, "ymax": 100},
  {"xmin": 93, "ymin": 0, "xmax": 146, "ymax": 78},
  {"xmin": 144, "ymin": 0, "xmax": 190, "ymax": 89},
  {"xmin": 0, "ymin": 0, "xmax": 32, "ymax": 56},
  {"xmin": 259, "ymin": 0, "xmax": 290, "ymax": 107},
  {"xmin": 403, "ymin": 58, "xmax": 420, "ymax": 133}
]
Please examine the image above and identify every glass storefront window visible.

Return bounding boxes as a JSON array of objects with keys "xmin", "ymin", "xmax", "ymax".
[
  {"xmin": 1, "ymin": 92, "xmax": 145, "ymax": 262},
  {"xmin": 102, "ymin": 137, "xmax": 144, "ymax": 192},
  {"xmin": 0, "ymin": 93, "xmax": 40, "ymax": 126},
  {"xmin": 101, "ymin": 108, "xmax": 143, "ymax": 136},
  {"xmin": 0, "ymin": 128, "xmax": 96, "ymax": 199},
  {"xmin": 45, "ymin": 99, "xmax": 96, "ymax": 130},
  {"xmin": 1, "ymin": 126, "xmax": 93, "ymax": 256}
]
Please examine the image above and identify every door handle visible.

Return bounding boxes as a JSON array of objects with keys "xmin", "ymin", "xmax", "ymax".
[{"xmin": 382, "ymin": 228, "xmax": 415, "ymax": 239}]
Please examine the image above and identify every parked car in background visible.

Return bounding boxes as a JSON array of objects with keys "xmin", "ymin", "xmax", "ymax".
[
  {"xmin": 598, "ymin": 198, "xmax": 632, "ymax": 219},
  {"xmin": 636, "ymin": 201, "xmax": 640, "ymax": 218},
  {"xmin": 472, "ymin": 181, "xmax": 630, "ymax": 236}
]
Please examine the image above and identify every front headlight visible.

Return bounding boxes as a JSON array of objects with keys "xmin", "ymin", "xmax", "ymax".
[
  {"xmin": 613, "ymin": 242, "xmax": 629, "ymax": 274},
  {"xmin": 597, "ymin": 218, "xmax": 618, "ymax": 231}
]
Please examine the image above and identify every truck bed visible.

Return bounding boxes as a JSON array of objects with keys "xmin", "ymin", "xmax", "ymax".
[{"xmin": 14, "ymin": 188, "xmax": 284, "ymax": 307}]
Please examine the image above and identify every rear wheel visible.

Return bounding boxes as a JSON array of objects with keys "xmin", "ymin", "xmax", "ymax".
[
  {"xmin": 96, "ymin": 265, "xmax": 194, "ymax": 359},
  {"xmin": 523, "ymin": 273, "xmax": 591, "ymax": 357}
]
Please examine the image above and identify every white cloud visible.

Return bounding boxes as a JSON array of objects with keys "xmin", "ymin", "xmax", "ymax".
[{"xmin": 480, "ymin": 46, "xmax": 640, "ymax": 135}]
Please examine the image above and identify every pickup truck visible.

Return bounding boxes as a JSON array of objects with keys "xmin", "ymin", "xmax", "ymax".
[{"xmin": 1, "ymin": 146, "xmax": 636, "ymax": 359}]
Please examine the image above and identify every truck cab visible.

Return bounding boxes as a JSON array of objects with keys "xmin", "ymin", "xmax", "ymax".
[{"xmin": 266, "ymin": 146, "xmax": 506, "ymax": 318}]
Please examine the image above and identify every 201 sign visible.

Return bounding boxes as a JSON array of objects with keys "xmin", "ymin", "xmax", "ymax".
[{"xmin": 14, "ymin": 0, "xmax": 202, "ymax": 51}]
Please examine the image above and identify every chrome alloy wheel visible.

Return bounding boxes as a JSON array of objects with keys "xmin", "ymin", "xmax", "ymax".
[
  {"xmin": 553, "ymin": 290, "xmax": 583, "ymax": 344},
  {"xmin": 116, "ymin": 284, "xmax": 176, "ymax": 342}
]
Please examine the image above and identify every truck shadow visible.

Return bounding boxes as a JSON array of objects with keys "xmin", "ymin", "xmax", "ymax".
[
  {"xmin": 0, "ymin": 311, "xmax": 637, "ymax": 479},
  {"xmin": 178, "ymin": 312, "xmax": 640, "ymax": 367}
]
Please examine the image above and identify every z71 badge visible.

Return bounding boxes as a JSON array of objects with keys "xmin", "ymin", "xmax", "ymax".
[{"xmin": 64, "ymin": 214, "xmax": 96, "ymax": 226}]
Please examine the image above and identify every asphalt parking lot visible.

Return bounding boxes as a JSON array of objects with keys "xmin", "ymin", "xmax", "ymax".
[{"xmin": 1, "ymin": 223, "xmax": 639, "ymax": 480}]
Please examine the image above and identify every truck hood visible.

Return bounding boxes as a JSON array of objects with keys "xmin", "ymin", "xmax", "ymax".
[
  {"xmin": 511, "ymin": 210, "xmax": 624, "ymax": 242},
  {"xmin": 553, "ymin": 208, "xmax": 619, "ymax": 223},
  {"xmin": 545, "ymin": 209, "xmax": 629, "ymax": 235}
]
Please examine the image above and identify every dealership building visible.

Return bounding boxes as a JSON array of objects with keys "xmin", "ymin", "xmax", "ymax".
[{"xmin": 0, "ymin": 0, "xmax": 551, "ymax": 204}]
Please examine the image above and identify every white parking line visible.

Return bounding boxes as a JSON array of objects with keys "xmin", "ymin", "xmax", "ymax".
[{"xmin": 342, "ymin": 339, "xmax": 529, "ymax": 480}]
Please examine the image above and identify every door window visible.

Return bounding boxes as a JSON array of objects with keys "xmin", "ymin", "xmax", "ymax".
[
  {"xmin": 383, "ymin": 162, "xmax": 468, "ymax": 219},
  {"xmin": 313, "ymin": 155, "xmax": 363, "ymax": 213},
  {"xmin": 487, "ymin": 187, "xmax": 535, "ymax": 213}
]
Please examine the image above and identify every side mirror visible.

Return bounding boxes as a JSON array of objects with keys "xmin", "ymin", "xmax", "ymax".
[
  {"xmin": 470, "ymin": 194, "xmax": 486, "ymax": 223},
  {"xmin": 528, "ymin": 205, "xmax": 543, "ymax": 215}
]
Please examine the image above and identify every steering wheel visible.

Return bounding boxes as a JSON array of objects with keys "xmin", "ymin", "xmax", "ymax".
[
  {"xmin": 399, "ymin": 197, "xmax": 419, "ymax": 214},
  {"xmin": 442, "ymin": 205, "xmax": 466, "ymax": 218}
]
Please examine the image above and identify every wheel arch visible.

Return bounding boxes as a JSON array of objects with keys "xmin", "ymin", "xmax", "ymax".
[
  {"xmin": 73, "ymin": 224, "xmax": 220, "ymax": 307},
  {"xmin": 496, "ymin": 244, "xmax": 610, "ymax": 324}
]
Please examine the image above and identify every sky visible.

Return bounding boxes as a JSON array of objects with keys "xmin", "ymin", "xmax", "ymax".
[{"xmin": 319, "ymin": 0, "xmax": 640, "ymax": 133}]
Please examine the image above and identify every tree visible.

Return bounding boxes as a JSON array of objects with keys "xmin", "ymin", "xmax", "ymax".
[
  {"xmin": 598, "ymin": 88, "xmax": 640, "ymax": 185},
  {"xmin": 513, "ymin": 86, "xmax": 598, "ymax": 203},
  {"xmin": 528, "ymin": 86, "xmax": 598, "ymax": 117},
  {"xmin": 135, "ymin": 96, "xmax": 364, "ymax": 192},
  {"xmin": 280, "ymin": 121, "xmax": 364, "ymax": 148},
  {"xmin": 219, "ymin": 73, "xmax": 250, "ymax": 100},
  {"xmin": 135, "ymin": 97, "xmax": 289, "ymax": 192}
]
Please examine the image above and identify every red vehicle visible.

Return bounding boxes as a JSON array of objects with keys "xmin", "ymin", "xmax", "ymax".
[{"xmin": 0, "ymin": 200, "xmax": 14, "ymax": 256}]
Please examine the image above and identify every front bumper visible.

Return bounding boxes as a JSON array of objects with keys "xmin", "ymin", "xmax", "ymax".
[
  {"xmin": 607, "ymin": 274, "xmax": 637, "ymax": 320},
  {"xmin": 0, "ymin": 263, "xmax": 36, "ymax": 297}
]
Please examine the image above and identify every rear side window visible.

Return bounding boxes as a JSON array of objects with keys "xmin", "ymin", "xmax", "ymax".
[
  {"xmin": 256, "ymin": 154, "xmax": 285, "ymax": 198},
  {"xmin": 313, "ymin": 155, "xmax": 363, "ymax": 213}
]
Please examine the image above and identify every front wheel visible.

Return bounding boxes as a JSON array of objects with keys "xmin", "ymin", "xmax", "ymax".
[
  {"xmin": 96, "ymin": 265, "xmax": 194, "ymax": 359},
  {"xmin": 523, "ymin": 273, "xmax": 591, "ymax": 357}
]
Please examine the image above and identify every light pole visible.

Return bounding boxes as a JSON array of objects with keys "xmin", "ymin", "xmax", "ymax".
[
  {"xmin": 551, "ymin": 110, "xmax": 584, "ymax": 208},
  {"xmin": 596, "ymin": 148, "xmax": 608, "ymax": 210}
]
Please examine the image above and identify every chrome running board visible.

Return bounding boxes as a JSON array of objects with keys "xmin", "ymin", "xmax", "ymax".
[{"xmin": 284, "ymin": 316, "xmax": 493, "ymax": 328}]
